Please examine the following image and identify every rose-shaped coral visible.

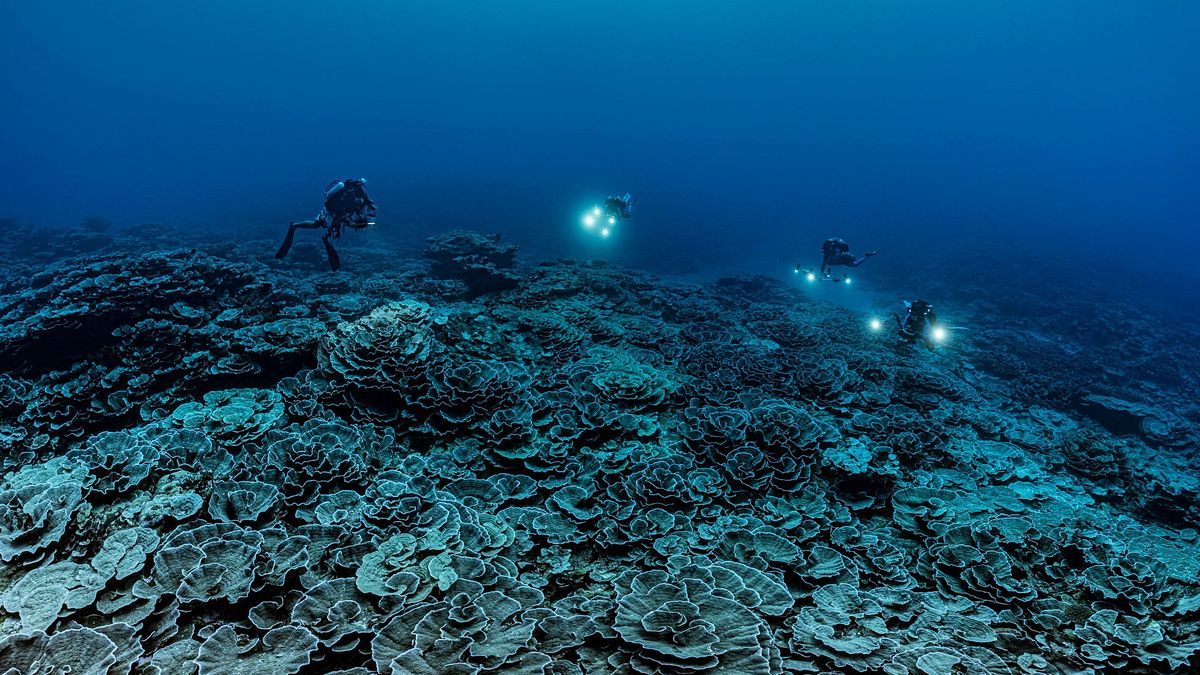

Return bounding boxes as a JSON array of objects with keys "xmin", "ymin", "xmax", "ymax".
[
  {"xmin": 318, "ymin": 299, "xmax": 441, "ymax": 388},
  {"xmin": 167, "ymin": 388, "xmax": 284, "ymax": 447},
  {"xmin": 613, "ymin": 568, "xmax": 775, "ymax": 674},
  {"xmin": 567, "ymin": 350, "xmax": 677, "ymax": 411}
]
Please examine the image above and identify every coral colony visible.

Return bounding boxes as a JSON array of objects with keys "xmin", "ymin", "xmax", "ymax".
[{"xmin": 0, "ymin": 225, "xmax": 1198, "ymax": 674}]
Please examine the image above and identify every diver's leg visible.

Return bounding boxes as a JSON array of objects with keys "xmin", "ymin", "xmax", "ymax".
[
  {"xmin": 848, "ymin": 251, "xmax": 879, "ymax": 267},
  {"xmin": 275, "ymin": 220, "xmax": 320, "ymax": 259},
  {"xmin": 322, "ymin": 233, "xmax": 341, "ymax": 271}
]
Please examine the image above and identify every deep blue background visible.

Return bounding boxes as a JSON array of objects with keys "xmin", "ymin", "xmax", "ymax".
[{"xmin": 2, "ymin": 2, "xmax": 1197, "ymax": 298}]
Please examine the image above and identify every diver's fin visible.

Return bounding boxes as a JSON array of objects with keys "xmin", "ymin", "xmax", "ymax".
[
  {"xmin": 323, "ymin": 236, "xmax": 341, "ymax": 271},
  {"xmin": 275, "ymin": 227, "xmax": 297, "ymax": 259}
]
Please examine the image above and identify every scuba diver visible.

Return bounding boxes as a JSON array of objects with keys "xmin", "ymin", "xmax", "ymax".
[
  {"xmin": 603, "ymin": 193, "xmax": 636, "ymax": 223},
  {"xmin": 275, "ymin": 178, "xmax": 377, "ymax": 271},
  {"xmin": 794, "ymin": 237, "xmax": 877, "ymax": 282},
  {"xmin": 892, "ymin": 299, "xmax": 942, "ymax": 350},
  {"xmin": 819, "ymin": 238, "xmax": 877, "ymax": 277},
  {"xmin": 583, "ymin": 193, "xmax": 636, "ymax": 237}
]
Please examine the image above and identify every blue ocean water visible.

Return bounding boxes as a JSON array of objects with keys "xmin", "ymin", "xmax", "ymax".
[{"xmin": 2, "ymin": 2, "xmax": 1199, "ymax": 673}]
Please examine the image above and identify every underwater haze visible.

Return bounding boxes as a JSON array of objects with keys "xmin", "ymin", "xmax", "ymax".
[
  {"xmin": 4, "ymin": 1, "xmax": 1200, "ymax": 294},
  {"xmin": 3, "ymin": 2, "xmax": 1200, "ymax": 674}
]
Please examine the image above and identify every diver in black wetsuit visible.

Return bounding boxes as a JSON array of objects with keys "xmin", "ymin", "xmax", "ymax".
[
  {"xmin": 819, "ymin": 238, "xmax": 877, "ymax": 277},
  {"xmin": 275, "ymin": 178, "xmax": 376, "ymax": 271},
  {"xmin": 602, "ymin": 193, "xmax": 636, "ymax": 222},
  {"xmin": 892, "ymin": 299, "xmax": 940, "ymax": 349}
]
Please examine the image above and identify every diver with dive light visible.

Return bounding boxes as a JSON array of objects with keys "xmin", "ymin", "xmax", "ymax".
[
  {"xmin": 582, "ymin": 193, "xmax": 636, "ymax": 237},
  {"xmin": 795, "ymin": 237, "xmax": 878, "ymax": 282},
  {"xmin": 604, "ymin": 193, "xmax": 636, "ymax": 222},
  {"xmin": 892, "ymin": 299, "xmax": 944, "ymax": 350},
  {"xmin": 819, "ymin": 237, "xmax": 877, "ymax": 277}
]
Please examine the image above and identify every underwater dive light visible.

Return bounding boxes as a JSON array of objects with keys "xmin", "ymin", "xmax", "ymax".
[
  {"xmin": 870, "ymin": 318, "xmax": 882, "ymax": 331},
  {"xmin": 608, "ymin": 216, "xmax": 616, "ymax": 225},
  {"xmin": 932, "ymin": 326, "xmax": 947, "ymax": 342},
  {"xmin": 583, "ymin": 214, "xmax": 596, "ymax": 227},
  {"xmin": 844, "ymin": 276, "xmax": 852, "ymax": 285},
  {"xmin": 601, "ymin": 227, "xmax": 610, "ymax": 237},
  {"xmin": 806, "ymin": 272, "xmax": 816, "ymax": 282}
]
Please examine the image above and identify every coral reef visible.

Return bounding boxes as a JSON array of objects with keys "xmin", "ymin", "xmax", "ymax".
[
  {"xmin": 0, "ymin": 227, "xmax": 1198, "ymax": 673},
  {"xmin": 424, "ymin": 230, "xmax": 520, "ymax": 295}
]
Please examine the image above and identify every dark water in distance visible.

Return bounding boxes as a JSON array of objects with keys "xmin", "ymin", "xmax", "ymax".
[{"xmin": 3, "ymin": 1, "xmax": 1198, "ymax": 301}]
